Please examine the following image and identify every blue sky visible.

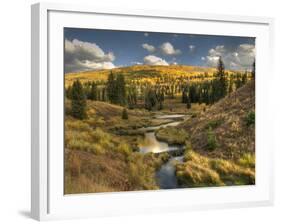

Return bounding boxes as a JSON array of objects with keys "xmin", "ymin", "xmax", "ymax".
[{"xmin": 64, "ymin": 28, "xmax": 255, "ymax": 73}]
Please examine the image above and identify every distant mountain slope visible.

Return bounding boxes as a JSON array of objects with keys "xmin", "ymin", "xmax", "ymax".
[
  {"xmin": 181, "ymin": 80, "xmax": 255, "ymax": 160},
  {"xmin": 65, "ymin": 65, "xmax": 236, "ymax": 86}
]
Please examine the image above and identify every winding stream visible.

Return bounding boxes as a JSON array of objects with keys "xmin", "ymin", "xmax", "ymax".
[{"xmin": 138, "ymin": 114, "xmax": 188, "ymax": 189}]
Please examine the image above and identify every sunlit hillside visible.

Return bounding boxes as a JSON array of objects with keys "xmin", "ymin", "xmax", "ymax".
[{"xmin": 65, "ymin": 65, "xmax": 239, "ymax": 87}]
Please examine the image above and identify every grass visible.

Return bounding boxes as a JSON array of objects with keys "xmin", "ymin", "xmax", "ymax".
[
  {"xmin": 155, "ymin": 127, "xmax": 189, "ymax": 145},
  {"xmin": 238, "ymin": 153, "xmax": 255, "ymax": 168},
  {"xmin": 180, "ymin": 81, "xmax": 255, "ymax": 160},
  {"xmin": 64, "ymin": 104, "xmax": 172, "ymax": 193},
  {"xmin": 176, "ymin": 149, "xmax": 255, "ymax": 187},
  {"xmin": 205, "ymin": 118, "xmax": 224, "ymax": 130},
  {"xmin": 64, "ymin": 80, "xmax": 255, "ymax": 192},
  {"xmin": 64, "ymin": 149, "xmax": 169, "ymax": 194}
]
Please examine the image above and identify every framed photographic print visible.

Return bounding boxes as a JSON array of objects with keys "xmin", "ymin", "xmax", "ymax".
[{"xmin": 31, "ymin": 2, "xmax": 274, "ymax": 221}]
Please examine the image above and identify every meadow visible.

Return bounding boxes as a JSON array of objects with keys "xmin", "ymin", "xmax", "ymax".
[{"xmin": 64, "ymin": 61, "xmax": 255, "ymax": 193}]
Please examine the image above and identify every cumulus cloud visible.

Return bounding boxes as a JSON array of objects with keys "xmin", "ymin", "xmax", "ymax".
[
  {"xmin": 205, "ymin": 44, "xmax": 255, "ymax": 70},
  {"xmin": 160, "ymin": 42, "xmax": 181, "ymax": 55},
  {"xmin": 64, "ymin": 39, "xmax": 116, "ymax": 73},
  {"xmin": 143, "ymin": 55, "xmax": 169, "ymax": 66},
  {"xmin": 142, "ymin": 43, "xmax": 156, "ymax": 53}
]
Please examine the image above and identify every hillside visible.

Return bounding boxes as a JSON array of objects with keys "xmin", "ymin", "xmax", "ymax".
[
  {"xmin": 181, "ymin": 80, "xmax": 255, "ymax": 160},
  {"xmin": 174, "ymin": 81, "xmax": 255, "ymax": 187},
  {"xmin": 65, "ymin": 65, "xmax": 236, "ymax": 86}
]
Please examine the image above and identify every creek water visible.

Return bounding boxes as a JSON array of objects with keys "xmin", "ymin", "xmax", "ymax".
[{"xmin": 138, "ymin": 114, "xmax": 188, "ymax": 189}]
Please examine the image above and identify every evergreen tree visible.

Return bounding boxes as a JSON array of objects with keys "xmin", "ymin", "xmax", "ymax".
[
  {"xmin": 182, "ymin": 88, "xmax": 188, "ymax": 103},
  {"xmin": 116, "ymin": 74, "xmax": 126, "ymax": 105},
  {"xmin": 216, "ymin": 57, "xmax": 227, "ymax": 98},
  {"xmin": 189, "ymin": 85, "xmax": 197, "ymax": 103},
  {"xmin": 70, "ymin": 80, "xmax": 87, "ymax": 120},
  {"xmin": 144, "ymin": 89, "xmax": 157, "ymax": 111},
  {"xmin": 242, "ymin": 71, "xmax": 247, "ymax": 86},
  {"xmin": 107, "ymin": 71, "xmax": 116, "ymax": 103},
  {"xmin": 228, "ymin": 76, "xmax": 234, "ymax": 94},
  {"xmin": 251, "ymin": 60, "xmax": 255, "ymax": 80},
  {"xmin": 88, "ymin": 82, "xmax": 97, "ymax": 100},
  {"xmin": 235, "ymin": 73, "xmax": 243, "ymax": 89},
  {"xmin": 65, "ymin": 86, "xmax": 72, "ymax": 99},
  {"xmin": 186, "ymin": 95, "xmax": 191, "ymax": 109}
]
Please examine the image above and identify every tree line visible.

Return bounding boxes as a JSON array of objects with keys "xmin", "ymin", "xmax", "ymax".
[{"xmin": 66, "ymin": 57, "xmax": 255, "ymax": 119}]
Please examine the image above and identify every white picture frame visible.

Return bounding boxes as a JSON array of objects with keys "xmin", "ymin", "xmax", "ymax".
[{"xmin": 31, "ymin": 2, "xmax": 275, "ymax": 221}]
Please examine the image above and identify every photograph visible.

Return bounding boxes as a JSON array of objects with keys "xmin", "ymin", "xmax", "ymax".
[{"xmin": 64, "ymin": 28, "xmax": 255, "ymax": 194}]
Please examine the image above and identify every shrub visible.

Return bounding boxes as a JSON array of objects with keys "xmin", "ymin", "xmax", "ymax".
[
  {"xmin": 207, "ymin": 127, "xmax": 217, "ymax": 150},
  {"xmin": 122, "ymin": 108, "xmax": 129, "ymax": 120},
  {"xmin": 245, "ymin": 111, "xmax": 255, "ymax": 127},
  {"xmin": 238, "ymin": 153, "xmax": 255, "ymax": 168},
  {"xmin": 116, "ymin": 142, "xmax": 131, "ymax": 156},
  {"xmin": 205, "ymin": 118, "xmax": 223, "ymax": 130}
]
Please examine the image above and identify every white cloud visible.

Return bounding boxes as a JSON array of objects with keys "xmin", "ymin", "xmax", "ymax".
[
  {"xmin": 64, "ymin": 39, "xmax": 116, "ymax": 73},
  {"xmin": 189, "ymin": 45, "xmax": 196, "ymax": 52},
  {"xmin": 143, "ymin": 55, "xmax": 169, "ymax": 66},
  {"xmin": 144, "ymin": 32, "xmax": 149, "ymax": 37},
  {"xmin": 131, "ymin": 61, "xmax": 143, "ymax": 65},
  {"xmin": 142, "ymin": 43, "xmax": 156, "ymax": 53},
  {"xmin": 160, "ymin": 42, "xmax": 181, "ymax": 55},
  {"xmin": 204, "ymin": 44, "xmax": 255, "ymax": 70}
]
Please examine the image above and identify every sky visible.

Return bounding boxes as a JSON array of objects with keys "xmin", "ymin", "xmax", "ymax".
[{"xmin": 64, "ymin": 28, "xmax": 255, "ymax": 73}]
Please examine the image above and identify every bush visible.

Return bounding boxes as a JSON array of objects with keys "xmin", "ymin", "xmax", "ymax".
[
  {"xmin": 122, "ymin": 108, "xmax": 129, "ymax": 120},
  {"xmin": 207, "ymin": 127, "xmax": 217, "ymax": 150},
  {"xmin": 245, "ymin": 111, "xmax": 255, "ymax": 127},
  {"xmin": 238, "ymin": 153, "xmax": 255, "ymax": 168},
  {"xmin": 205, "ymin": 118, "xmax": 223, "ymax": 129}
]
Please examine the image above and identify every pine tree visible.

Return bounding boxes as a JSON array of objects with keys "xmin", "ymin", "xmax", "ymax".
[
  {"xmin": 144, "ymin": 89, "xmax": 157, "ymax": 111},
  {"xmin": 182, "ymin": 88, "xmax": 188, "ymax": 103},
  {"xmin": 70, "ymin": 80, "xmax": 87, "ymax": 120},
  {"xmin": 228, "ymin": 75, "xmax": 234, "ymax": 94},
  {"xmin": 251, "ymin": 60, "xmax": 255, "ymax": 80},
  {"xmin": 216, "ymin": 56, "xmax": 227, "ymax": 98},
  {"xmin": 116, "ymin": 74, "xmax": 126, "ymax": 105},
  {"xmin": 186, "ymin": 95, "xmax": 191, "ymax": 109},
  {"xmin": 88, "ymin": 82, "xmax": 97, "ymax": 100},
  {"xmin": 242, "ymin": 72, "xmax": 247, "ymax": 86},
  {"xmin": 65, "ymin": 86, "xmax": 72, "ymax": 99},
  {"xmin": 107, "ymin": 71, "xmax": 116, "ymax": 103}
]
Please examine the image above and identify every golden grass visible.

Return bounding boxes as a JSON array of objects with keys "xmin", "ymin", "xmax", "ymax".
[
  {"xmin": 155, "ymin": 127, "xmax": 188, "ymax": 145},
  {"xmin": 180, "ymin": 81, "xmax": 255, "ymax": 160},
  {"xmin": 65, "ymin": 64, "xmax": 238, "ymax": 87},
  {"xmin": 176, "ymin": 149, "xmax": 255, "ymax": 187}
]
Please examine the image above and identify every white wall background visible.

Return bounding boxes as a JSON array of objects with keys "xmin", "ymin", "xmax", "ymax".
[{"xmin": 0, "ymin": 0, "xmax": 279, "ymax": 223}]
